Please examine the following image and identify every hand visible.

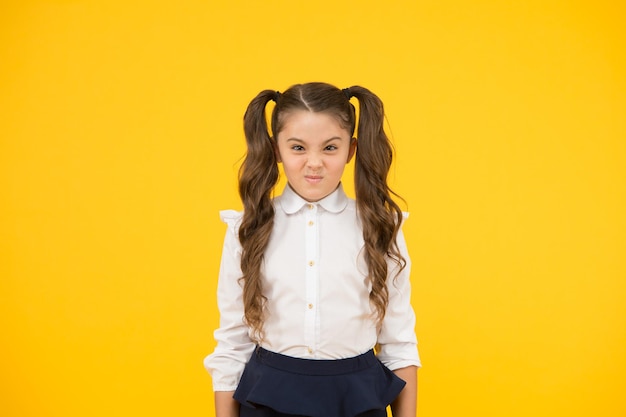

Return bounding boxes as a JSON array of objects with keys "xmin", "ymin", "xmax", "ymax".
[{"xmin": 215, "ymin": 391, "xmax": 239, "ymax": 417}]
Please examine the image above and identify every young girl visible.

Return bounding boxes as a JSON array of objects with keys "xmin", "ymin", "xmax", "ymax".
[{"xmin": 205, "ymin": 82, "xmax": 420, "ymax": 417}]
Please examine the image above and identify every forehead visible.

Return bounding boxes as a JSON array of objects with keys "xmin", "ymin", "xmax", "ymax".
[{"xmin": 277, "ymin": 110, "xmax": 351, "ymax": 139}]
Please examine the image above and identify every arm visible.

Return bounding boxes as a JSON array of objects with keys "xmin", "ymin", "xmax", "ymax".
[
  {"xmin": 378, "ymin": 223, "xmax": 421, "ymax": 415},
  {"xmin": 390, "ymin": 366, "xmax": 418, "ymax": 417},
  {"xmin": 215, "ymin": 391, "xmax": 239, "ymax": 417},
  {"xmin": 204, "ymin": 211, "xmax": 255, "ymax": 412}
]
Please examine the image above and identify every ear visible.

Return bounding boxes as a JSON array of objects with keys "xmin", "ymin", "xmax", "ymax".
[
  {"xmin": 346, "ymin": 137, "xmax": 357, "ymax": 163},
  {"xmin": 271, "ymin": 137, "xmax": 282, "ymax": 163}
]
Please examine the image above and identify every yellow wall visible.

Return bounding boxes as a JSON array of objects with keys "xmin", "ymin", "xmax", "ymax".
[{"xmin": 1, "ymin": 1, "xmax": 624, "ymax": 416}]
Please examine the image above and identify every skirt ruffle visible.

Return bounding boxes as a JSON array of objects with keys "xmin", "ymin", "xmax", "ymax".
[{"xmin": 233, "ymin": 347, "xmax": 406, "ymax": 417}]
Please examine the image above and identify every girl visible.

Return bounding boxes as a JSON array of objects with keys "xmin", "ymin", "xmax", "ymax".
[{"xmin": 205, "ymin": 82, "xmax": 420, "ymax": 417}]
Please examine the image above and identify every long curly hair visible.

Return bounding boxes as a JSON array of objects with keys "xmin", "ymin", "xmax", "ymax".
[{"xmin": 238, "ymin": 82, "xmax": 406, "ymax": 342}]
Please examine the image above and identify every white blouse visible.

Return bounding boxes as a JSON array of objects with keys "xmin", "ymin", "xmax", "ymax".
[{"xmin": 204, "ymin": 184, "xmax": 420, "ymax": 391}]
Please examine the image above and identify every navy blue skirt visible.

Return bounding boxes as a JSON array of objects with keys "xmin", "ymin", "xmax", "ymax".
[{"xmin": 233, "ymin": 347, "xmax": 406, "ymax": 417}]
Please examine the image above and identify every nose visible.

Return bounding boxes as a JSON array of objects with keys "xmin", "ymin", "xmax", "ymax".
[{"xmin": 307, "ymin": 153, "xmax": 323, "ymax": 169}]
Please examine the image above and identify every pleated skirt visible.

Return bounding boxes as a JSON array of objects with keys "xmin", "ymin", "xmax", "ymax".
[{"xmin": 233, "ymin": 347, "xmax": 406, "ymax": 417}]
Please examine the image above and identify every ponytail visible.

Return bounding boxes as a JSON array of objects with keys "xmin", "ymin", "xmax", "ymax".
[
  {"xmin": 236, "ymin": 83, "xmax": 405, "ymax": 339},
  {"xmin": 348, "ymin": 86, "xmax": 406, "ymax": 326},
  {"xmin": 238, "ymin": 90, "xmax": 279, "ymax": 341}
]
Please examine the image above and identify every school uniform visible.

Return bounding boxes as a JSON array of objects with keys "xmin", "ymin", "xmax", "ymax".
[{"xmin": 205, "ymin": 184, "xmax": 420, "ymax": 417}]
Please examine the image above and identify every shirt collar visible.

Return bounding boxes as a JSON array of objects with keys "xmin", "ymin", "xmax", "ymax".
[{"xmin": 278, "ymin": 183, "xmax": 349, "ymax": 214}]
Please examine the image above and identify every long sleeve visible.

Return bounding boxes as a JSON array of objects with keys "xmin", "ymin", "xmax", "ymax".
[
  {"xmin": 376, "ymin": 219, "xmax": 421, "ymax": 370},
  {"xmin": 203, "ymin": 210, "xmax": 255, "ymax": 391}
]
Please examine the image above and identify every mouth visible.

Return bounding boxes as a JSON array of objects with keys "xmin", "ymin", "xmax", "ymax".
[{"xmin": 305, "ymin": 175, "xmax": 323, "ymax": 184}]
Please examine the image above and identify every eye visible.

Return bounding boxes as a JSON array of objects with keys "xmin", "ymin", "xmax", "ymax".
[
  {"xmin": 324, "ymin": 144, "xmax": 338, "ymax": 151},
  {"xmin": 291, "ymin": 145, "xmax": 305, "ymax": 151}
]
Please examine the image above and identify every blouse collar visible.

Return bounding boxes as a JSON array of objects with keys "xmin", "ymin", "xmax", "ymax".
[{"xmin": 278, "ymin": 183, "xmax": 349, "ymax": 214}]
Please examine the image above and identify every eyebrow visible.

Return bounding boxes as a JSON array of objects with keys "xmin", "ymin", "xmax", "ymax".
[{"xmin": 285, "ymin": 137, "xmax": 344, "ymax": 144}]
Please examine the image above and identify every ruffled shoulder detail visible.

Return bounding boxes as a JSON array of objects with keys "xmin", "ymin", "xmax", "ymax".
[
  {"xmin": 219, "ymin": 209, "xmax": 243, "ymax": 234},
  {"xmin": 398, "ymin": 211, "xmax": 409, "ymax": 227}
]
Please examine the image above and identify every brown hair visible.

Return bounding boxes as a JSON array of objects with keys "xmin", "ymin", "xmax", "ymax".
[{"xmin": 238, "ymin": 82, "xmax": 405, "ymax": 341}]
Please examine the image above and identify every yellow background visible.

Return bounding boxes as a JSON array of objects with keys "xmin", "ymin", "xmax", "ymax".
[{"xmin": 1, "ymin": 1, "xmax": 625, "ymax": 416}]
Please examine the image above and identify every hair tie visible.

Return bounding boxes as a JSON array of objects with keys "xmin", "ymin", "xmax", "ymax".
[
  {"xmin": 273, "ymin": 91, "xmax": 281, "ymax": 102},
  {"xmin": 342, "ymin": 87, "xmax": 352, "ymax": 100}
]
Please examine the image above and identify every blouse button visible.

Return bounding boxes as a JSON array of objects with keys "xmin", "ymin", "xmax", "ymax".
[
  {"xmin": 307, "ymin": 204, "xmax": 314, "ymax": 210},
  {"xmin": 308, "ymin": 303, "xmax": 313, "ymax": 309},
  {"xmin": 308, "ymin": 260, "xmax": 314, "ymax": 266},
  {"xmin": 307, "ymin": 347, "xmax": 313, "ymax": 354},
  {"xmin": 308, "ymin": 220, "xmax": 314, "ymax": 226}
]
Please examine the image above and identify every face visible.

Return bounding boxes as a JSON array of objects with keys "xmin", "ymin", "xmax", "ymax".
[{"xmin": 275, "ymin": 110, "xmax": 356, "ymax": 202}]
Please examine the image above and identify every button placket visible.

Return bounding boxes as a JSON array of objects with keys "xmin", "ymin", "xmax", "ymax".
[{"xmin": 303, "ymin": 203, "xmax": 318, "ymax": 356}]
